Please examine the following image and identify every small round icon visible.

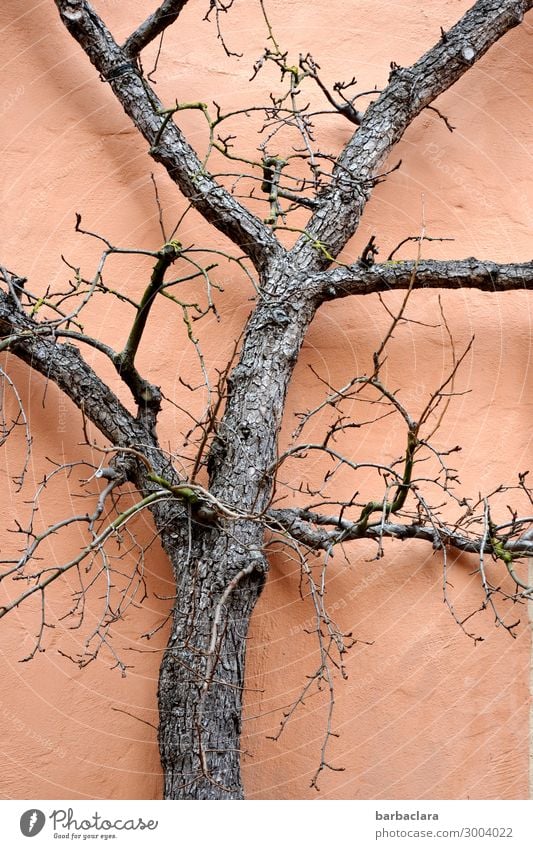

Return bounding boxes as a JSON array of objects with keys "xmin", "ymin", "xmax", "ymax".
[{"xmin": 20, "ymin": 809, "xmax": 46, "ymax": 837}]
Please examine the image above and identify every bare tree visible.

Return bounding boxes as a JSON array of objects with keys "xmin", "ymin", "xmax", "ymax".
[{"xmin": 1, "ymin": 0, "xmax": 532, "ymax": 800}]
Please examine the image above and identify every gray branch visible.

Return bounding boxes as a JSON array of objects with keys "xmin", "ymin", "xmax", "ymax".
[
  {"xmin": 0, "ymin": 282, "xmax": 185, "ymax": 559},
  {"xmin": 53, "ymin": 0, "xmax": 280, "ymax": 271},
  {"xmin": 290, "ymin": 0, "xmax": 533, "ymax": 270},
  {"xmin": 313, "ymin": 258, "xmax": 533, "ymax": 302},
  {"xmin": 0, "ymin": 288, "xmax": 149, "ymax": 450},
  {"xmin": 269, "ymin": 508, "xmax": 533, "ymax": 558}
]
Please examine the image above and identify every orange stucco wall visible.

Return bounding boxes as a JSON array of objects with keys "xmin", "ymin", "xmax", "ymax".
[{"xmin": 0, "ymin": 1, "xmax": 531, "ymax": 800}]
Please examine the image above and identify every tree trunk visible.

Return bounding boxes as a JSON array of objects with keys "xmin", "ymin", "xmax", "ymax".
[
  {"xmin": 154, "ymin": 266, "xmax": 318, "ymax": 798},
  {"xmin": 157, "ymin": 523, "xmax": 265, "ymax": 799}
]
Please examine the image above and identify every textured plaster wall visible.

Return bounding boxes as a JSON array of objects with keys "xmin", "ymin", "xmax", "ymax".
[{"xmin": 0, "ymin": 0, "xmax": 531, "ymax": 800}]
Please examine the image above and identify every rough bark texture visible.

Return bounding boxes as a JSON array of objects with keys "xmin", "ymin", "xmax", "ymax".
[
  {"xmin": 156, "ymin": 265, "xmax": 319, "ymax": 798},
  {"xmin": 269, "ymin": 509, "xmax": 533, "ymax": 557},
  {"xmin": 122, "ymin": 0, "xmax": 190, "ymax": 57},
  {"xmin": 54, "ymin": 0, "xmax": 279, "ymax": 270},
  {"xmin": 315, "ymin": 259, "xmax": 533, "ymax": 302},
  {"xmin": 156, "ymin": 522, "xmax": 265, "ymax": 799}
]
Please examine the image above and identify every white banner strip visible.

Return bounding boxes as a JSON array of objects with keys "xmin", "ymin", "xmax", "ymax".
[{"xmin": 3, "ymin": 799, "xmax": 533, "ymax": 848}]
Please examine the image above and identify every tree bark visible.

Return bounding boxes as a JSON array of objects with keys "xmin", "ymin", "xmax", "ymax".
[
  {"xmin": 152, "ymin": 264, "xmax": 318, "ymax": 798},
  {"xmin": 314, "ymin": 259, "xmax": 533, "ymax": 302},
  {"xmin": 289, "ymin": 0, "xmax": 533, "ymax": 271},
  {"xmin": 0, "ymin": 0, "xmax": 527, "ymax": 800},
  {"xmin": 156, "ymin": 524, "xmax": 265, "ymax": 799}
]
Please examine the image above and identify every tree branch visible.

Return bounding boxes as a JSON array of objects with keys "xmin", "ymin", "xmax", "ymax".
[
  {"xmin": 269, "ymin": 508, "xmax": 533, "ymax": 559},
  {"xmin": 0, "ymin": 288, "xmax": 150, "ymax": 450},
  {"xmin": 53, "ymin": 0, "xmax": 281, "ymax": 271},
  {"xmin": 290, "ymin": 0, "xmax": 533, "ymax": 269},
  {"xmin": 313, "ymin": 258, "xmax": 533, "ymax": 303},
  {"xmin": 123, "ymin": 0, "xmax": 190, "ymax": 57}
]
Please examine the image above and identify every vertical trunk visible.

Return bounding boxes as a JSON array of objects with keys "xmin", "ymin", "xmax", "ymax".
[
  {"xmin": 154, "ymin": 266, "xmax": 318, "ymax": 799},
  {"xmin": 157, "ymin": 522, "xmax": 265, "ymax": 800}
]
